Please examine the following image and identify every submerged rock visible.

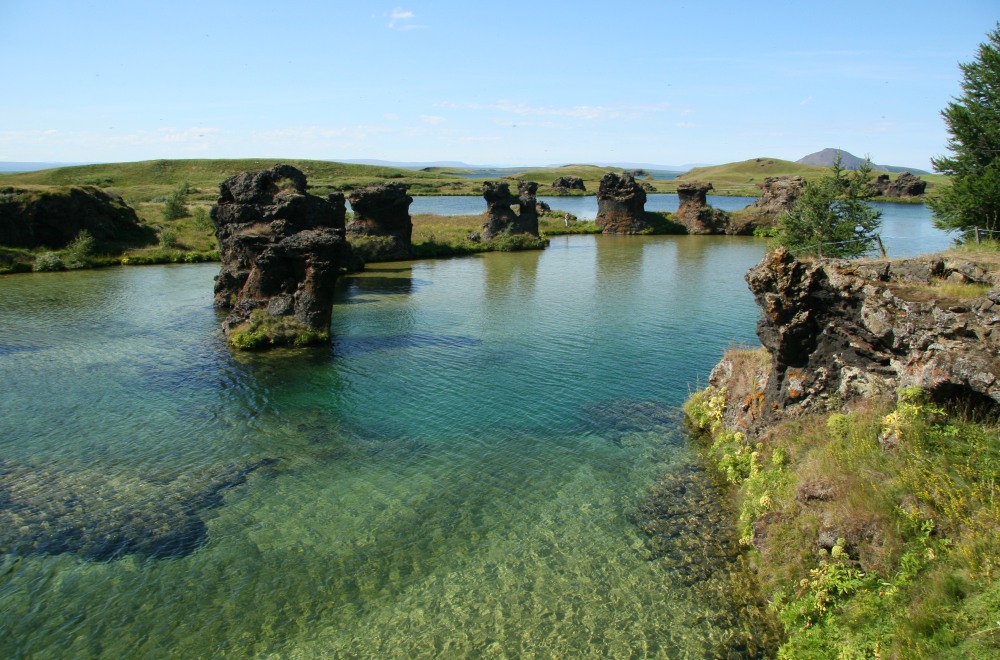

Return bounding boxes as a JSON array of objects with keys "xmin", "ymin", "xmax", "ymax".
[
  {"xmin": 480, "ymin": 181, "xmax": 540, "ymax": 241},
  {"xmin": 212, "ymin": 165, "xmax": 358, "ymax": 348},
  {"xmin": 346, "ymin": 182, "xmax": 414, "ymax": 261},
  {"xmin": 579, "ymin": 398, "xmax": 682, "ymax": 440},
  {"xmin": 0, "ymin": 457, "xmax": 278, "ymax": 561},
  {"xmin": 594, "ymin": 173, "xmax": 649, "ymax": 234}
]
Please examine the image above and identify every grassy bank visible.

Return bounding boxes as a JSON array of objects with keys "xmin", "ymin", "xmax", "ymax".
[{"xmin": 684, "ymin": 348, "xmax": 1000, "ymax": 657}]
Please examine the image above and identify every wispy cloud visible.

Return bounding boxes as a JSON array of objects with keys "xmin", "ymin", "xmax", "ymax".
[
  {"xmin": 419, "ymin": 115, "xmax": 446, "ymax": 125},
  {"xmin": 387, "ymin": 7, "xmax": 422, "ymax": 30},
  {"xmin": 800, "ymin": 95, "xmax": 813, "ymax": 106},
  {"xmin": 440, "ymin": 100, "xmax": 675, "ymax": 121}
]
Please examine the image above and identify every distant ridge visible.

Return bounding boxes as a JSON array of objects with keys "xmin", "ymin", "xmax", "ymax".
[
  {"xmin": 797, "ymin": 148, "xmax": 929, "ymax": 175},
  {"xmin": 0, "ymin": 161, "xmax": 89, "ymax": 173}
]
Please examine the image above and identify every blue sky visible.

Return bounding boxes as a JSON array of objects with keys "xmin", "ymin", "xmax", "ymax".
[{"xmin": 2, "ymin": 1, "xmax": 997, "ymax": 168}]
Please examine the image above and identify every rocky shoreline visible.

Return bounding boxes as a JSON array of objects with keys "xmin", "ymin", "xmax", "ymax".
[{"xmin": 679, "ymin": 248, "xmax": 1000, "ymax": 656}]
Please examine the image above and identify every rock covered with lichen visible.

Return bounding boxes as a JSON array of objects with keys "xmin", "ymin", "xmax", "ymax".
[
  {"xmin": 595, "ymin": 172, "xmax": 649, "ymax": 234},
  {"xmin": 480, "ymin": 180, "xmax": 541, "ymax": 241},
  {"xmin": 346, "ymin": 182, "xmax": 414, "ymax": 260},
  {"xmin": 211, "ymin": 164, "xmax": 359, "ymax": 348},
  {"xmin": 674, "ymin": 182, "xmax": 734, "ymax": 234},
  {"xmin": 741, "ymin": 248, "xmax": 1000, "ymax": 424}
]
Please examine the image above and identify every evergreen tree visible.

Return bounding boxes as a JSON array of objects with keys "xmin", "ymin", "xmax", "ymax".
[
  {"xmin": 773, "ymin": 153, "xmax": 882, "ymax": 258},
  {"xmin": 929, "ymin": 23, "xmax": 1000, "ymax": 236}
]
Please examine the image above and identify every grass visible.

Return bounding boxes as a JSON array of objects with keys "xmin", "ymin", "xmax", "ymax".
[{"xmin": 685, "ymin": 354, "xmax": 1000, "ymax": 658}]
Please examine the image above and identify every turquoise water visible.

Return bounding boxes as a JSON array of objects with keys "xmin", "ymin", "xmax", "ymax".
[{"xmin": 0, "ymin": 233, "xmax": 832, "ymax": 655}]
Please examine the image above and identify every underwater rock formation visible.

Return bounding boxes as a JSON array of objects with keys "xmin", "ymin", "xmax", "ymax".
[
  {"xmin": 594, "ymin": 173, "xmax": 649, "ymax": 234},
  {"xmin": 551, "ymin": 175, "xmax": 586, "ymax": 192},
  {"xmin": 871, "ymin": 171, "xmax": 926, "ymax": 198},
  {"xmin": 674, "ymin": 182, "xmax": 733, "ymax": 235},
  {"xmin": 742, "ymin": 248, "xmax": 1000, "ymax": 421},
  {"xmin": 346, "ymin": 182, "xmax": 414, "ymax": 261},
  {"xmin": 0, "ymin": 185, "xmax": 155, "ymax": 249},
  {"xmin": 480, "ymin": 181, "xmax": 541, "ymax": 240},
  {"xmin": 0, "ymin": 457, "xmax": 277, "ymax": 560},
  {"xmin": 211, "ymin": 165, "xmax": 358, "ymax": 347}
]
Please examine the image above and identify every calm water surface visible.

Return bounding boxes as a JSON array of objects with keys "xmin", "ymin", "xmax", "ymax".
[
  {"xmin": 0, "ymin": 224, "xmax": 948, "ymax": 656},
  {"xmin": 408, "ymin": 195, "xmax": 952, "ymax": 256}
]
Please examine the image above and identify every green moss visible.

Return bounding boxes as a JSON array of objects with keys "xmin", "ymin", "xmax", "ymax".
[{"xmin": 228, "ymin": 310, "xmax": 329, "ymax": 350}]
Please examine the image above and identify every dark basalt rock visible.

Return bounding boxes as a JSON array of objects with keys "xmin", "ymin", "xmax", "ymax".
[
  {"xmin": 346, "ymin": 182, "xmax": 414, "ymax": 260},
  {"xmin": 674, "ymin": 182, "xmax": 733, "ymax": 235},
  {"xmin": 551, "ymin": 176, "xmax": 586, "ymax": 192},
  {"xmin": 738, "ymin": 176, "xmax": 806, "ymax": 231},
  {"xmin": 211, "ymin": 165, "xmax": 358, "ymax": 345},
  {"xmin": 0, "ymin": 185, "xmax": 155, "ymax": 249},
  {"xmin": 595, "ymin": 173, "xmax": 649, "ymax": 234},
  {"xmin": 0, "ymin": 457, "xmax": 278, "ymax": 561},
  {"xmin": 744, "ymin": 248, "xmax": 1000, "ymax": 419},
  {"xmin": 871, "ymin": 171, "xmax": 927, "ymax": 198},
  {"xmin": 480, "ymin": 181, "xmax": 540, "ymax": 241}
]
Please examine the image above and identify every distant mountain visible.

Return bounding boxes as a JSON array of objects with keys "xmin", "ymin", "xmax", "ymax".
[
  {"xmin": 0, "ymin": 161, "xmax": 89, "ymax": 173},
  {"xmin": 796, "ymin": 149, "xmax": 929, "ymax": 175}
]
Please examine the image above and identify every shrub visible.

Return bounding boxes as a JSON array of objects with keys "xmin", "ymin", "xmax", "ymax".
[
  {"xmin": 161, "ymin": 182, "xmax": 190, "ymax": 221},
  {"xmin": 62, "ymin": 229, "xmax": 95, "ymax": 269},
  {"xmin": 33, "ymin": 252, "xmax": 64, "ymax": 272},
  {"xmin": 158, "ymin": 229, "xmax": 179, "ymax": 249}
]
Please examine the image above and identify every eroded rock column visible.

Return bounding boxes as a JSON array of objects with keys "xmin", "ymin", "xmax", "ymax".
[
  {"xmin": 595, "ymin": 173, "xmax": 649, "ymax": 234},
  {"xmin": 212, "ymin": 164, "xmax": 357, "ymax": 348},
  {"xmin": 346, "ymin": 182, "xmax": 414, "ymax": 260}
]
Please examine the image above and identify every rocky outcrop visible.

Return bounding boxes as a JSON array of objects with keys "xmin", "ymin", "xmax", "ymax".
[
  {"xmin": 741, "ymin": 248, "xmax": 1000, "ymax": 422},
  {"xmin": 551, "ymin": 176, "xmax": 586, "ymax": 192},
  {"xmin": 211, "ymin": 165, "xmax": 358, "ymax": 347},
  {"xmin": 0, "ymin": 456, "xmax": 277, "ymax": 560},
  {"xmin": 739, "ymin": 176, "xmax": 805, "ymax": 229},
  {"xmin": 871, "ymin": 171, "xmax": 927, "ymax": 198},
  {"xmin": 674, "ymin": 182, "xmax": 733, "ymax": 234},
  {"xmin": 346, "ymin": 182, "xmax": 414, "ymax": 260},
  {"xmin": 595, "ymin": 173, "xmax": 649, "ymax": 234},
  {"xmin": 480, "ymin": 181, "xmax": 540, "ymax": 240},
  {"xmin": 0, "ymin": 185, "xmax": 154, "ymax": 249}
]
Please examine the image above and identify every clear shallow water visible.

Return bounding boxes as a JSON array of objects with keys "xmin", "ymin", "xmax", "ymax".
[{"xmin": 0, "ymin": 226, "xmax": 945, "ymax": 656}]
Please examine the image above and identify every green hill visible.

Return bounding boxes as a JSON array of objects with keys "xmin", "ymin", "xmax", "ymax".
[
  {"xmin": 678, "ymin": 157, "xmax": 948, "ymax": 196},
  {"xmin": 0, "ymin": 158, "xmax": 485, "ymax": 202}
]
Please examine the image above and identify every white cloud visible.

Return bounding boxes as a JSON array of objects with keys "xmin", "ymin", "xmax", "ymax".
[
  {"xmin": 419, "ymin": 115, "xmax": 446, "ymax": 125},
  {"xmin": 387, "ymin": 7, "xmax": 422, "ymax": 30},
  {"xmin": 800, "ymin": 95, "xmax": 813, "ymax": 105},
  {"xmin": 441, "ymin": 100, "xmax": 676, "ymax": 121}
]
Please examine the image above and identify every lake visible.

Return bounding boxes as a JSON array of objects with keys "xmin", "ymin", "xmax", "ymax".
[
  {"xmin": 0, "ymin": 212, "xmax": 954, "ymax": 656},
  {"xmin": 406, "ymin": 195, "xmax": 953, "ymax": 258}
]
